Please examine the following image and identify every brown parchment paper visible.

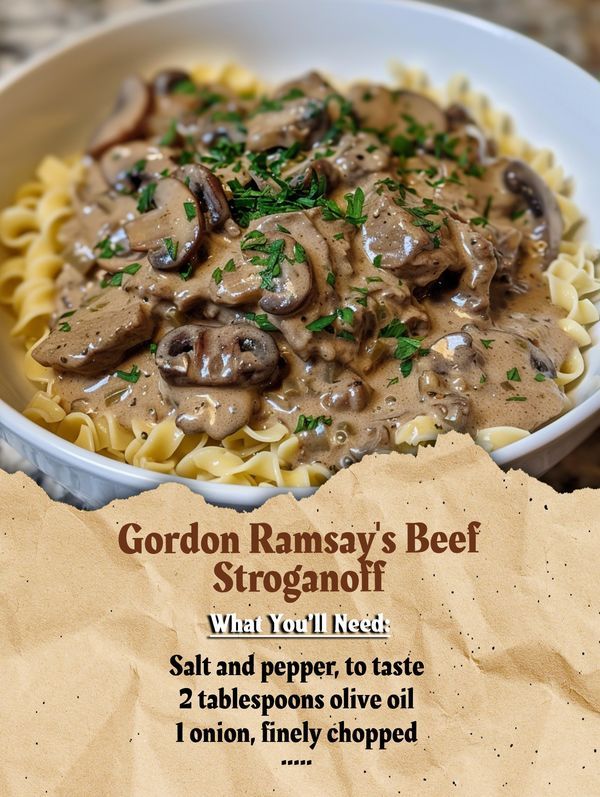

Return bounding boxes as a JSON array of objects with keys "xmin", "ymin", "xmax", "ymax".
[{"xmin": 0, "ymin": 433, "xmax": 598, "ymax": 796}]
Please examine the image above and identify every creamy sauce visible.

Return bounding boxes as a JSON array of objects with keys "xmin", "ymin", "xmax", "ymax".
[{"xmin": 33, "ymin": 69, "xmax": 574, "ymax": 473}]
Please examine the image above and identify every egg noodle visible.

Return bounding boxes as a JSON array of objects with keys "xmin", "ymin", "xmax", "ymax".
[{"xmin": 0, "ymin": 63, "xmax": 598, "ymax": 484}]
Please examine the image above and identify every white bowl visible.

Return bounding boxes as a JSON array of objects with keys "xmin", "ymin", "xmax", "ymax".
[{"xmin": 0, "ymin": 0, "xmax": 598, "ymax": 508}]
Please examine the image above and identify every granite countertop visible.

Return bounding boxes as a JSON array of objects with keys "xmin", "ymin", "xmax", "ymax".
[{"xmin": 0, "ymin": 0, "xmax": 597, "ymax": 492}]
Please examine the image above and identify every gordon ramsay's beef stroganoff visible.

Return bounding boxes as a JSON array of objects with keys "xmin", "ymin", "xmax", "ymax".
[{"xmin": 30, "ymin": 69, "xmax": 575, "ymax": 473}]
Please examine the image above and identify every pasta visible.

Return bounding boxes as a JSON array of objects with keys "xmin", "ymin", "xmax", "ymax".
[{"xmin": 0, "ymin": 63, "xmax": 598, "ymax": 486}]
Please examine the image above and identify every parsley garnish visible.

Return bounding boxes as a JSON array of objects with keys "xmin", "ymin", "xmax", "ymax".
[
  {"xmin": 137, "ymin": 182, "xmax": 157, "ymax": 213},
  {"xmin": 149, "ymin": 343, "xmax": 158, "ymax": 354},
  {"xmin": 480, "ymin": 339, "xmax": 494, "ymax": 349},
  {"xmin": 294, "ymin": 414, "xmax": 333, "ymax": 433},
  {"xmin": 506, "ymin": 395, "xmax": 527, "ymax": 402},
  {"xmin": 245, "ymin": 312, "xmax": 277, "ymax": 331},
  {"xmin": 294, "ymin": 242, "xmax": 307, "ymax": 263},
  {"xmin": 95, "ymin": 238, "xmax": 125, "ymax": 260},
  {"xmin": 534, "ymin": 373, "xmax": 546, "ymax": 382},
  {"xmin": 183, "ymin": 201, "xmax": 197, "ymax": 221},
  {"xmin": 326, "ymin": 271, "xmax": 336, "ymax": 287},
  {"xmin": 386, "ymin": 376, "xmax": 399, "ymax": 387},
  {"xmin": 241, "ymin": 231, "xmax": 287, "ymax": 290},
  {"xmin": 159, "ymin": 119, "xmax": 179, "ymax": 147},
  {"xmin": 472, "ymin": 195, "xmax": 493, "ymax": 227},
  {"xmin": 115, "ymin": 364, "xmax": 141, "ymax": 383},
  {"xmin": 58, "ymin": 322, "xmax": 71, "ymax": 332},
  {"xmin": 212, "ymin": 267, "xmax": 223, "ymax": 284},
  {"xmin": 201, "ymin": 137, "xmax": 245, "ymax": 169},
  {"xmin": 320, "ymin": 187, "xmax": 366, "ymax": 227},
  {"xmin": 164, "ymin": 238, "xmax": 178, "ymax": 261},
  {"xmin": 506, "ymin": 367, "xmax": 521, "ymax": 382},
  {"xmin": 100, "ymin": 262, "xmax": 142, "ymax": 288},
  {"xmin": 379, "ymin": 318, "xmax": 427, "ymax": 373},
  {"xmin": 179, "ymin": 262, "xmax": 193, "ymax": 281},
  {"xmin": 305, "ymin": 306, "xmax": 355, "ymax": 333},
  {"xmin": 228, "ymin": 172, "xmax": 326, "ymax": 227},
  {"xmin": 173, "ymin": 79, "xmax": 197, "ymax": 95}
]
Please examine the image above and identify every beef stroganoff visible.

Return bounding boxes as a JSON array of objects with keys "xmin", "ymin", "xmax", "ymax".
[{"xmin": 1, "ymin": 64, "xmax": 598, "ymax": 486}]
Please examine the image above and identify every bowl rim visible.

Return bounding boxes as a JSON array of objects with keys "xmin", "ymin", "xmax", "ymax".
[{"xmin": 0, "ymin": 0, "xmax": 598, "ymax": 498}]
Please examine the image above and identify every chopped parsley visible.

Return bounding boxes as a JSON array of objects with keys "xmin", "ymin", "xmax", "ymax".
[
  {"xmin": 294, "ymin": 242, "xmax": 307, "ymax": 263},
  {"xmin": 212, "ymin": 267, "xmax": 223, "ymax": 284},
  {"xmin": 245, "ymin": 312, "xmax": 277, "ymax": 331},
  {"xmin": 534, "ymin": 372, "xmax": 546, "ymax": 382},
  {"xmin": 184, "ymin": 201, "xmax": 197, "ymax": 221},
  {"xmin": 100, "ymin": 262, "xmax": 142, "ymax": 288},
  {"xmin": 294, "ymin": 414, "xmax": 333, "ymax": 433},
  {"xmin": 58, "ymin": 310, "xmax": 75, "ymax": 319},
  {"xmin": 379, "ymin": 318, "xmax": 428, "ymax": 374},
  {"xmin": 386, "ymin": 376, "xmax": 399, "ymax": 387},
  {"xmin": 241, "ymin": 231, "xmax": 287, "ymax": 291},
  {"xmin": 164, "ymin": 238, "xmax": 178, "ymax": 261},
  {"xmin": 506, "ymin": 395, "xmax": 527, "ymax": 402},
  {"xmin": 115, "ymin": 364, "xmax": 141, "ymax": 384},
  {"xmin": 179, "ymin": 262, "xmax": 193, "ymax": 281},
  {"xmin": 58, "ymin": 322, "xmax": 71, "ymax": 333},
  {"xmin": 137, "ymin": 182, "xmax": 157, "ymax": 214},
  {"xmin": 201, "ymin": 137, "xmax": 245, "ymax": 169},
  {"xmin": 326, "ymin": 271, "xmax": 336, "ymax": 287},
  {"xmin": 228, "ymin": 172, "xmax": 327, "ymax": 227},
  {"xmin": 95, "ymin": 238, "xmax": 125, "ymax": 260},
  {"xmin": 373, "ymin": 254, "xmax": 383, "ymax": 268},
  {"xmin": 149, "ymin": 342, "xmax": 158, "ymax": 354},
  {"xmin": 472, "ymin": 195, "xmax": 493, "ymax": 227},
  {"xmin": 506, "ymin": 367, "xmax": 521, "ymax": 382},
  {"xmin": 406, "ymin": 198, "xmax": 445, "ymax": 235},
  {"xmin": 173, "ymin": 79, "xmax": 197, "ymax": 95},
  {"xmin": 320, "ymin": 187, "xmax": 367, "ymax": 227},
  {"xmin": 159, "ymin": 119, "xmax": 179, "ymax": 147},
  {"xmin": 305, "ymin": 306, "xmax": 355, "ymax": 333},
  {"xmin": 480, "ymin": 339, "xmax": 494, "ymax": 349}
]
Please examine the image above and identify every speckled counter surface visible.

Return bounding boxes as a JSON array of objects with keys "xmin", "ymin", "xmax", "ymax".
[{"xmin": 0, "ymin": 0, "xmax": 597, "ymax": 492}]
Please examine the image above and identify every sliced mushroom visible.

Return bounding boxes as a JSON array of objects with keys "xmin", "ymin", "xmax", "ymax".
[
  {"xmin": 348, "ymin": 84, "xmax": 446, "ymax": 139},
  {"xmin": 246, "ymin": 97, "xmax": 326, "ymax": 152},
  {"xmin": 259, "ymin": 255, "xmax": 314, "ymax": 316},
  {"xmin": 125, "ymin": 177, "xmax": 203, "ymax": 270},
  {"xmin": 88, "ymin": 76, "xmax": 151, "ymax": 158},
  {"xmin": 289, "ymin": 158, "xmax": 341, "ymax": 192},
  {"xmin": 445, "ymin": 102, "xmax": 494, "ymax": 162},
  {"xmin": 100, "ymin": 142, "xmax": 175, "ymax": 192},
  {"xmin": 156, "ymin": 323, "xmax": 280, "ymax": 387},
  {"xmin": 274, "ymin": 71, "xmax": 334, "ymax": 102},
  {"xmin": 236, "ymin": 231, "xmax": 313, "ymax": 317},
  {"xmin": 395, "ymin": 90, "xmax": 447, "ymax": 132},
  {"xmin": 177, "ymin": 164, "xmax": 231, "ymax": 229},
  {"xmin": 503, "ymin": 160, "xmax": 563, "ymax": 266}
]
